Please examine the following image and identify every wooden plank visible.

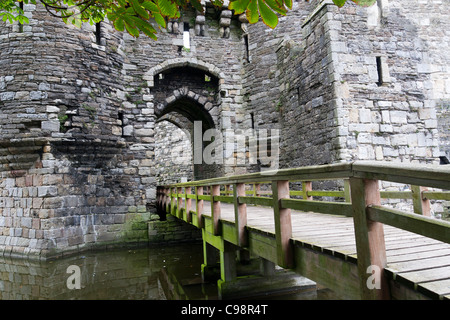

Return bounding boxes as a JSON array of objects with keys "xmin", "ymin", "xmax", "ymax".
[
  {"xmin": 350, "ymin": 177, "xmax": 389, "ymax": 300},
  {"xmin": 281, "ymin": 199, "xmax": 353, "ymax": 216},
  {"xmin": 293, "ymin": 243, "xmax": 361, "ymax": 300},
  {"xmin": 307, "ymin": 190, "xmax": 345, "ymax": 197},
  {"xmin": 238, "ymin": 196, "xmax": 273, "ymax": 207},
  {"xmin": 247, "ymin": 229, "xmax": 278, "ymax": 263},
  {"xmin": 272, "ymin": 180, "xmax": 293, "ymax": 268},
  {"xmin": 367, "ymin": 205, "xmax": 450, "ymax": 244},
  {"xmin": 423, "ymin": 191, "xmax": 450, "ymax": 201},
  {"xmin": 387, "ymin": 255, "xmax": 450, "ymax": 273},
  {"xmin": 418, "ymin": 279, "xmax": 450, "ymax": 298},
  {"xmin": 352, "ymin": 161, "xmax": 450, "ymax": 190},
  {"xmin": 213, "ymin": 195, "xmax": 234, "ymax": 203},
  {"xmin": 380, "ymin": 191, "xmax": 412, "ymax": 199}
]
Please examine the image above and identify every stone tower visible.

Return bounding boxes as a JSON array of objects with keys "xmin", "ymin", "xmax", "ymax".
[{"xmin": 0, "ymin": 0, "xmax": 448, "ymax": 259}]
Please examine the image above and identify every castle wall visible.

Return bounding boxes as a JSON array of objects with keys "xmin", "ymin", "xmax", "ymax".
[
  {"xmin": 0, "ymin": 0, "xmax": 448, "ymax": 259},
  {"xmin": 0, "ymin": 3, "xmax": 152, "ymax": 259}
]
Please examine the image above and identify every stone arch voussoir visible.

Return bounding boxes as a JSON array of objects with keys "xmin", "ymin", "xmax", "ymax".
[{"xmin": 143, "ymin": 58, "xmax": 225, "ymax": 88}]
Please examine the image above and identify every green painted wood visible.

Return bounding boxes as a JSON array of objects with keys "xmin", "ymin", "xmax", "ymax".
[
  {"xmin": 211, "ymin": 185, "xmax": 221, "ymax": 236},
  {"xmin": 213, "ymin": 195, "xmax": 234, "ymax": 203},
  {"xmin": 293, "ymin": 243, "xmax": 361, "ymax": 300},
  {"xmin": 281, "ymin": 199, "xmax": 353, "ymax": 217},
  {"xmin": 380, "ymin": 191, "xmax": 412, "ymax": 199},
  {"xmin": 423, "ymin": 191, "xmax": 450, "ymax": 201},
  {"xmin": 367, "ymin": 205, "xmax": 450, "ymax": 244},
  {"xmin": 238, "ymin": 196, "xmax": 273, "ymax": 207}
]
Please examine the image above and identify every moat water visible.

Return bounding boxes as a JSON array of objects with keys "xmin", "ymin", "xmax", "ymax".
[{"xmin": 0, "ymin": 243, "xmax": 337, "ymax": 300}]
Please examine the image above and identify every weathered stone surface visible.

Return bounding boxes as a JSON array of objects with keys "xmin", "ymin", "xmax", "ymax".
[{"xmin": 0, "ymin": 0, "xmax": 448, "ymax": 259}]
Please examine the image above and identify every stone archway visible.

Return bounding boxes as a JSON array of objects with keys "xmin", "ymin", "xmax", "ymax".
[{"xmin": 149, "ymin": 62, "xmax": 222, "ymax": 181}]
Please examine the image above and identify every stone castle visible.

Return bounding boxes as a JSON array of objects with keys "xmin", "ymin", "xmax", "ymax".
[{"xmin": 0, "ymin": 0, "xmax": 449, "ymax": 259}]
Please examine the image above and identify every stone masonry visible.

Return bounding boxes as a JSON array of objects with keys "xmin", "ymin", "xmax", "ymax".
[{"xmin": 0, "ymin": 0, "xmax": 449, "ymax": 258}]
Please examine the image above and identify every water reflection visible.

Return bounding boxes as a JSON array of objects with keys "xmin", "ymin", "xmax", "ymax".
[
  {"xmin": 0, "ymin": 243, "xmax": 205, "ymax": 300},
  {"xmin": 0, "ymin": 243, "xmax": 337, "ymax": 300}
]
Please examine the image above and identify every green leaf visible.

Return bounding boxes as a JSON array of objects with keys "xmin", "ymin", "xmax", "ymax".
[
  {"xmin": 130, "ymin": 0, "xmax": 150, "ymax": 19},
  {"xmin": 352, "ymin": 0, "xmax": 377, "ymax": 6},
  {"xmin": 332, "ymin": 0, "xmax": 347, "ymax": 7},
  {"xmin": 141, "ymin": 1, "xmax": 159, "ymax": 12},
  {"xmin": 211, "ymin": 0, "xmax": 224, "ymax": 7},
  {"xmin": 246, "ymin": 0, "xmax": 259, "ymax": 24},
  {"xmin": 156, "ymin": 0, "xmax": 179, "ymax": 18},
  {"xmin": 284, "ymin": 0, "xmax": 292, "ymax": 10},
  {"xmin": 153, "ymin": 12, "xmax": 166, "ymax": 28},
  {"xmin": 229, "ymin": 0, "xmax": 251, "ymax": 15},
  {"xmin": 189, "ymin": 0, "xmax": 204, "ymax": 13},
  {"xmin": 265, "ymin": 0, "xmax": 287, "ymax": 15},
  {"xmin": 258, "ymin": 0, "xmax": 278, "ymax": 28},
  {"xmin": 125, "ymin": 21, "xmax": 140, "ymax": 37},
  {"xmin": 114, "ymin": 17, "xmax": 125, "ymax": 31}
]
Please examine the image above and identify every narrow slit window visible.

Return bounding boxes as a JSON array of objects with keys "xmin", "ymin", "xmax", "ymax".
[
  {"xmin": 183, "ymin": 22, "xmax": 190, "ymax": 49},
  {"xmin": 118, "ymin": 112, "xmax": 125, "ymax": 137},
  {"xmin": 376, "ymin": 56, "xmax": 383, "ymax": 86},
  {"xmin": 243, "ymin": 34, "xmax": 250, "ymax": 62},
  {"xmin": 18, "ymin": 1, "xmax": 24, "ymax": 33},
  {"xmin": 95, "ymin": 22, "xmax": 102, "ymax": 45}
]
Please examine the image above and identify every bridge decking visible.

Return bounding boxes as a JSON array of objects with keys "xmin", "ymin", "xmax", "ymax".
[{"xmin": 200, "ymin": 202, "xmax": 450, "ymax": 299}]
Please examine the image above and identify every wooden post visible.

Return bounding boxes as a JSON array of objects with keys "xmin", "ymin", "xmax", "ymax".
[
  {"xmin": 220, "ymin": 241, "xmax": 237, "ymax": 282},
  {"xmin": 211, "ymin": 184, "xmax": 221, "ymax": 235},
  {"xmin": 350, "ymin": 177, "xmax": 389, "ymax": 300},
  {"xmin": 170, "ymin": 186, "xmax": 176, "ymax": 215},
  {"xmin": 411, "ymin": 185, "xmax": 431, "ymax": 217},
  {"xmin": 177, "ymin": 187, "xmax": 183, "ymax": 219},
  {"xmin": 344, "ymin": 179, "xmax": 351, "ymax": 202},
  {"xmin": 302, "ymin": 181, "xmax": 313, "ymax": 200},
  {"xmin": 234, "ymin": 183, "xmax": 247, "ymax": 247},
  {"xmin": 253, "ymin": 183, "xmax": 261, "ymax": 197},
  {"xmin": 165, "ymin": 187, "xmax": 170, "ymax": 214},
  {"xmin": 272, "ymin": 180, "xmax": 293, "ymax": 268},
  {"xmin": 196, "ymin": 186, "xmax": 204, "ymax": 228},
  {"xmin": 185, "ymin": 186, "xmax": 192, "ymax": 223},
  {"xmin": 201, "ymin": 238, "xmax": 219, "ymax": 282},
  {"xmin": 260, "ymin": 258, "xmax": 276, "ymax": 277}
]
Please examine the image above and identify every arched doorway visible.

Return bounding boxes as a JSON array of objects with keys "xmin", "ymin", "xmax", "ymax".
[{"xmin": 152, "ymin": 64, "xmax": 221, "ymax": 182}]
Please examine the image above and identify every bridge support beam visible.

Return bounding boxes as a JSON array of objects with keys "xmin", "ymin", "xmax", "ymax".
[{"xmin": 350, "ymin": 178, "xmax": 390, "ymax": 300}]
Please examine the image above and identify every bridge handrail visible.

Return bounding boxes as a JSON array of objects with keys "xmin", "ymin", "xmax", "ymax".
[{"xmin": 156, "ymin": 161, "xmax": 450, "ymax": 299}]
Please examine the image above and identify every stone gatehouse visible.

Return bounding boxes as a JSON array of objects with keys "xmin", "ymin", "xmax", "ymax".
[{"xmin": 0, "ymin": 0, "xmax": 449, "ymax": 259}]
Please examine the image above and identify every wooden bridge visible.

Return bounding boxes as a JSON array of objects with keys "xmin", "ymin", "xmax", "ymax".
[{"xmin": 156, "ymin": 161, "xmax": 450, "ymax": 300}]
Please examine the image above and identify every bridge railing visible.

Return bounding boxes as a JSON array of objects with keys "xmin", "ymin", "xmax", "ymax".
[{"xmin": 156, "ymin": 161, "xmax": 450, "ymax": 299}]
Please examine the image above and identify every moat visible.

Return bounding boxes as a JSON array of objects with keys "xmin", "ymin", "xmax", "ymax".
[{"xmin": 0, "ymin": 243, "xmax": 337, "ymax": 300}]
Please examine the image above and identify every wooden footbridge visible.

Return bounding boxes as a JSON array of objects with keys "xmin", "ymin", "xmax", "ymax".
[{"xmin": 156, "ymin": 161, "xmax": 450, "ymax": 300}]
